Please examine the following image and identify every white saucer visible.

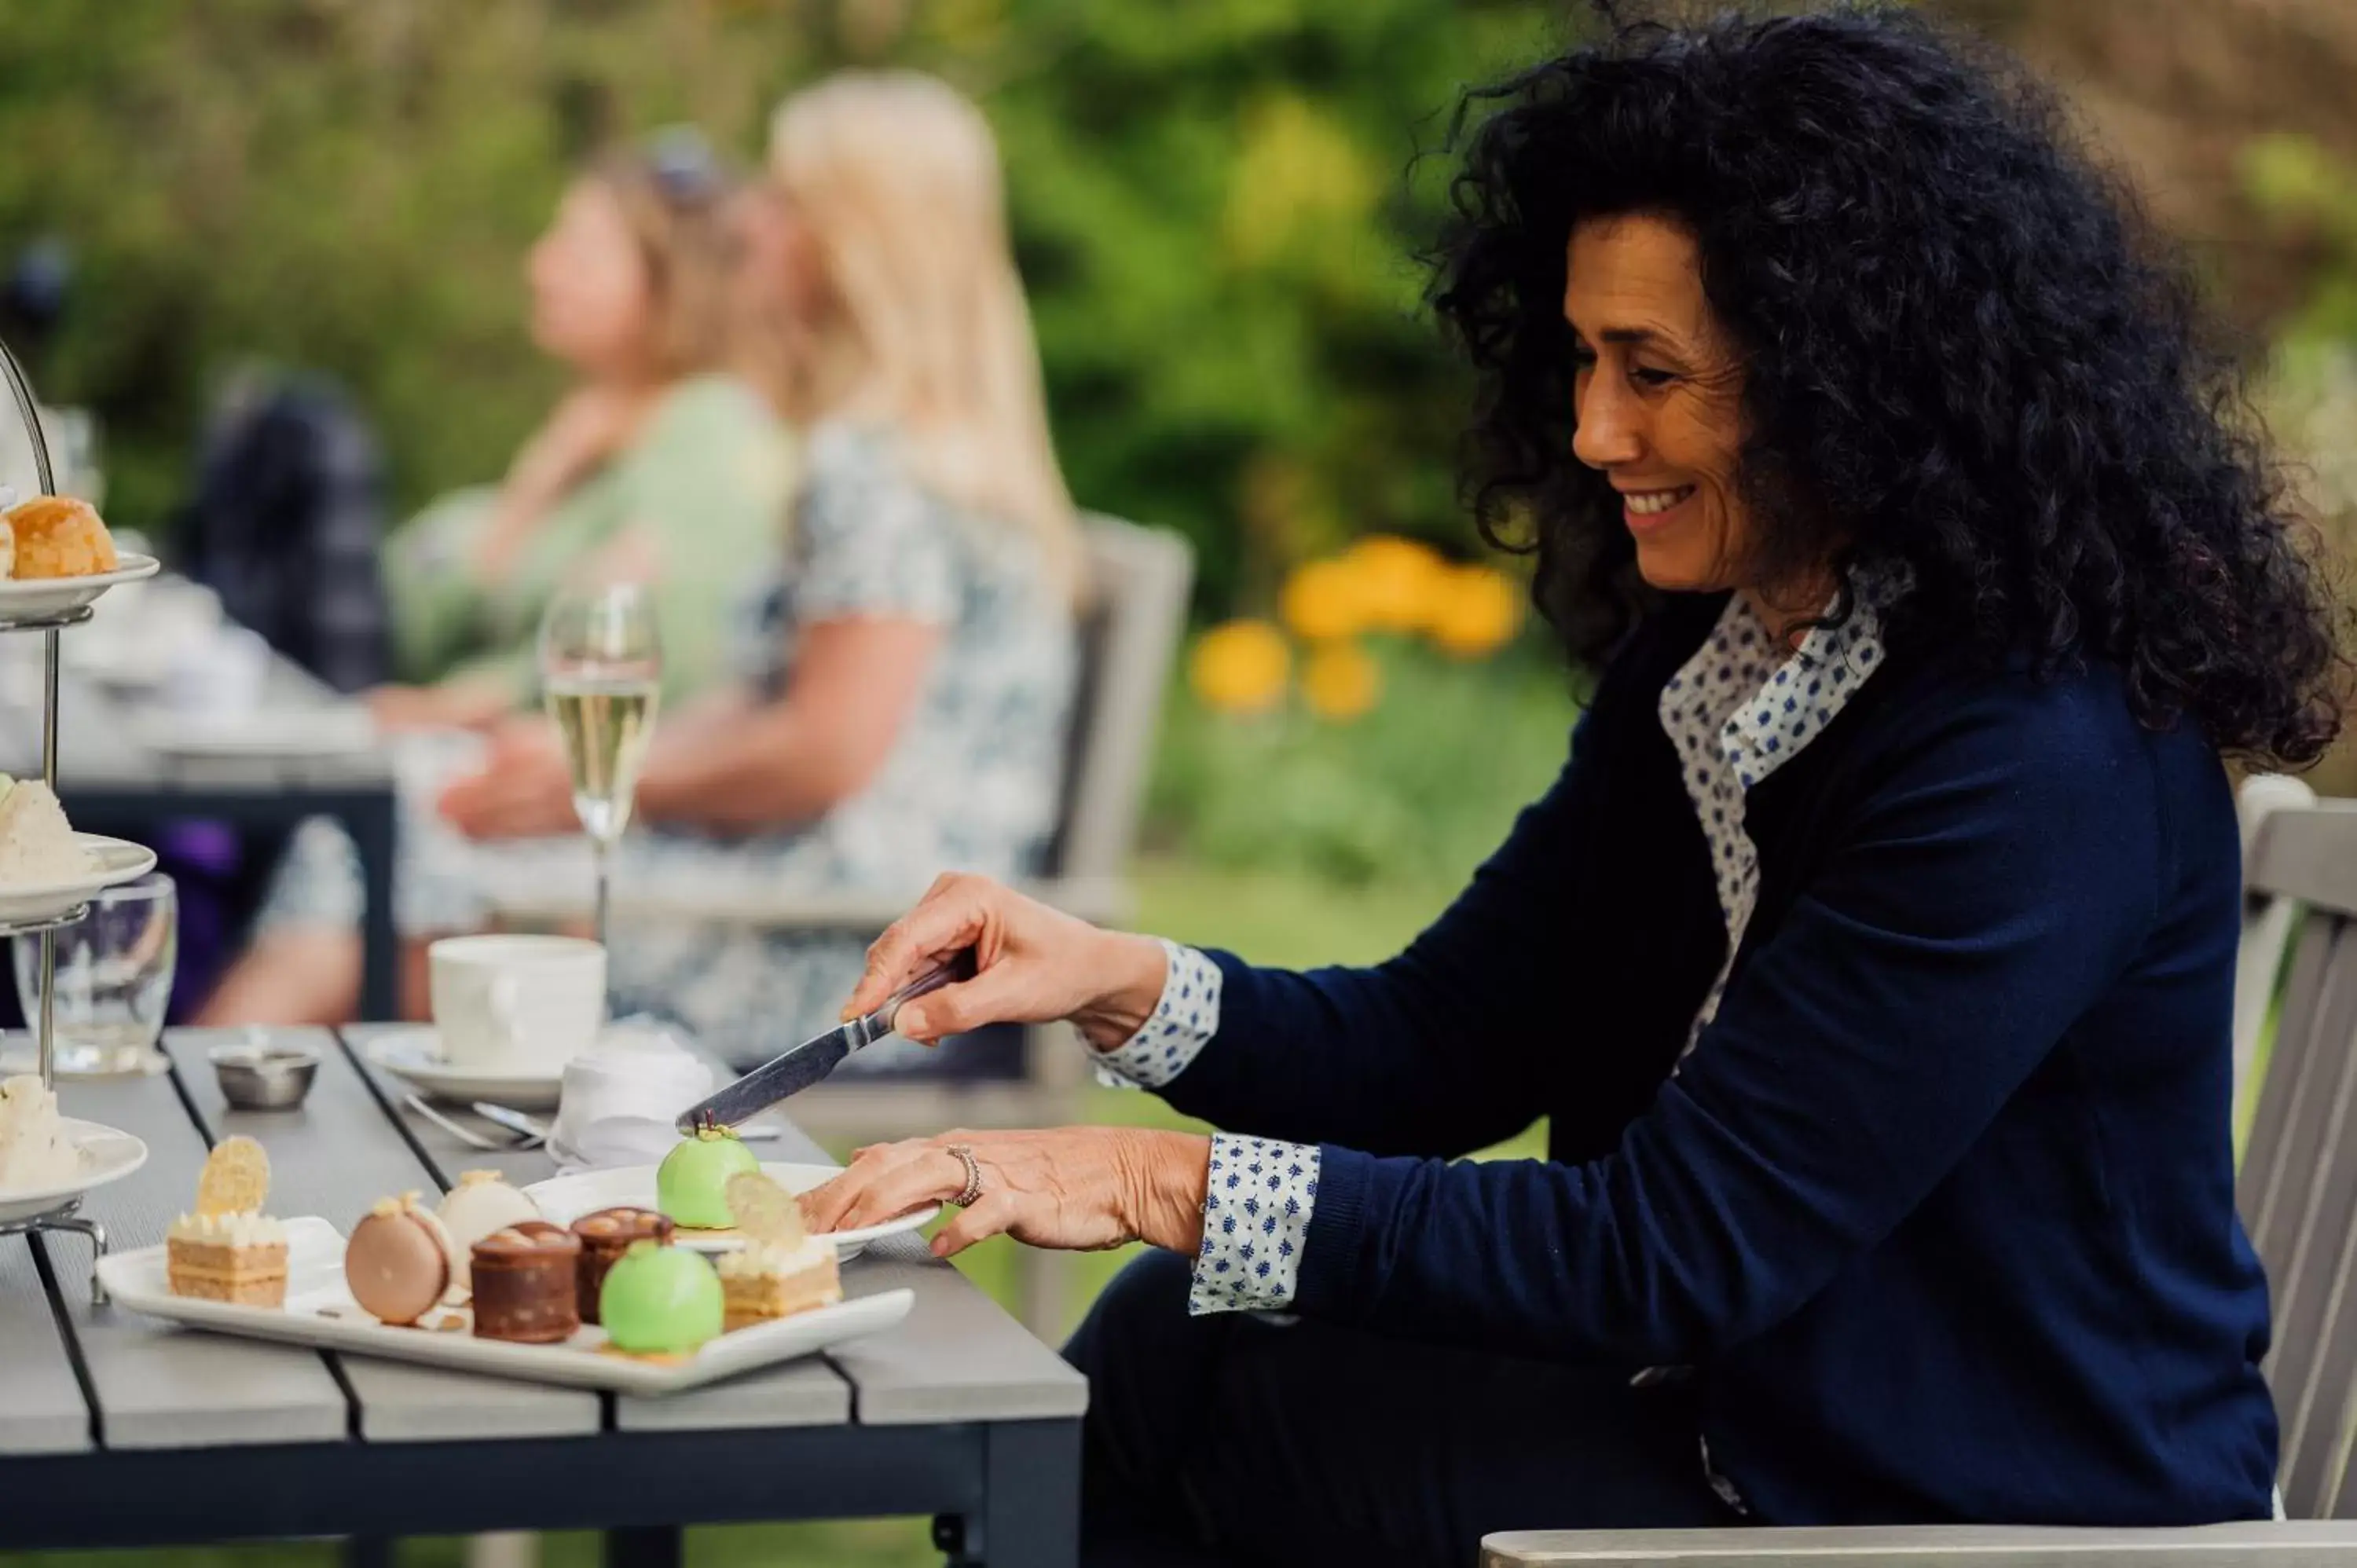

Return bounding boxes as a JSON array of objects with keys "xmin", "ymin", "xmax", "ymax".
[
  {"xmin": 134, "ymin": 708, "xmax": 377, "ymax": 759},
  {"xmin": 0, "ymin": 836, "xmax": 159, "ymax": 927},
  {"xmin": 362, "ymin": 1028, "xmax": 567, "ymax": 1111},
  {"xmin": 522, "ymin": 1162, "xmax": 939, "ymax": 1262},
  {"xmin": 0, "ymin": 1116, "xmax": 148, "ymax": 1223},
  {"xmin": 0, "ymin": 554, "xmax": 160, "ymax": 625}
]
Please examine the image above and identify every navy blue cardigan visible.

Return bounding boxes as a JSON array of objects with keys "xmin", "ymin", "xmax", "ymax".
[{"xmin": 1160, "ymin": 592, "xmax": 2277, "ymax": 1525}]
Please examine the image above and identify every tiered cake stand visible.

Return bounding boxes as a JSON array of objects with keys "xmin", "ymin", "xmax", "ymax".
[{"xmin": 0, "ymin": 335, "xmax": 162, "ymax": 1301}]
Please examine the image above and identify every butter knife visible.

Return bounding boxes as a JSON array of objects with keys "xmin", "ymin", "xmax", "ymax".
[{"xmin": 674, "ymin": 949, "xmax": 979, "ymax": 1133}]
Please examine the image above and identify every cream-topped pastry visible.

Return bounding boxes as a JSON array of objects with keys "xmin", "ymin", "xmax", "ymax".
[
  {"xmin": 0, "ymin": 776, "xmax": 91, "ymax": 885},
  {"xmin": 0, "ymin": 1073, "xmax": 81, "ymax": 1189},
  {"xmin": 167, "ymin": 1210, "xmax": 288, "ymax": 1247},
  {"xmin": 435, "ymin": 1171, "xmax": 541, "ymax": 1291}
]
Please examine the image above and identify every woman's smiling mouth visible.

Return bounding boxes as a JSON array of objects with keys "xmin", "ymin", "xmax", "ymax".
[{"xmin": 1621, "ymin": 485, "xmax": 1697, "ymax": 526}]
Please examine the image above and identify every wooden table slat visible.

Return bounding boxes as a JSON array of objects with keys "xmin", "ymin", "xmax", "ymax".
[
  {"xmin": 830, "ymin": 1231, "xmax": 1088, "ymax": 1424},
  {"xmin": 0, "ymin": 1235, "xmax": 93, "ymax": 1453},
  {"xmin": 164, "ymin": 1028, "xmax": 602, "ymax": 1443},
  {"xmin": 337, "ymin": 1024, "xmax": 856, "ymax": 1432},
  {"xmin": 41, "ymin": 1064, "xmax": 350, "ymax": 1450}
]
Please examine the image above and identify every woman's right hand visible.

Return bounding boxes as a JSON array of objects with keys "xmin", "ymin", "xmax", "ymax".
[{"xmin": 844, "ymin": 874, "xmax": 1172, "ymax": 1051}]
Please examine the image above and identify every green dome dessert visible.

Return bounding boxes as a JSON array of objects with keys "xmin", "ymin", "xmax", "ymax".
[
  {"xmin": 658, "ymin": 1127, "xmax": 762, "ymax": 1229},
  {"xmin": 598, "ymin": 1240, "xmax": 724, "ymax": 1355}
]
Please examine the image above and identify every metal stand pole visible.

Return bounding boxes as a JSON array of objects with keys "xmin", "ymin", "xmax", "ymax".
[
  {"xmin": 36, "ymin": 625, "xmax": 57, "ymax": 1090},
  {"xmin": 0, "ymin": 336, "xmax": 123, "ymax": 1302}
]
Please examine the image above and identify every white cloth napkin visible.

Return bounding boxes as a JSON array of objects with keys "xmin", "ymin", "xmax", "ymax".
[{"xmin": 546, "ymin": 1017, "xmax": 715, "ymax": 1172}]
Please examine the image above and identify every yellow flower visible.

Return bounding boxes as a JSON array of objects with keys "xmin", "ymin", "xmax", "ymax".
[
  {"xmin": 1425, "ymin": 566, "xmax": 1523, "ymax": 658},
  {"xmin": 1345, "ymin": 535, "xmax": 1449, "ymax": 632},
  {"xmin": 1281, "ymin": 558, "xmax": 1370, "ymax": 643},
  {"xmin": 1190, "ymin": 620, "xmax": 1292, "ymax": 715},
  {"xmin": 1301, "ymin": 640, "xmax": 1381, "ymax": 722}
]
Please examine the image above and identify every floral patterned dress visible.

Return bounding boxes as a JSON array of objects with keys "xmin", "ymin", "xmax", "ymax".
[{"xmin": 603, "ymin": 420, "xmax": 1077, "ymax": 1067}]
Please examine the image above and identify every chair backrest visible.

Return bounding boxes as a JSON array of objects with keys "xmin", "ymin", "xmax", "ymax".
[
  {"xmin": 1045, "ymin": 515, "xmax": 1194, "ymax": 882},
  {"xmin": 2238, "ymin": 802, "xmax": 2357, "ymax": 1518},
  {"xmin": 2238, "ymin": 775, "xmax": 2320, "ymax": 1110}
]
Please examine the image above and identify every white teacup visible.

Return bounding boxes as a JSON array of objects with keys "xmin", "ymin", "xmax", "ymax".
[{"xmin": 428, "ymin": 935, "xmax": 605, "ymax": 1073}]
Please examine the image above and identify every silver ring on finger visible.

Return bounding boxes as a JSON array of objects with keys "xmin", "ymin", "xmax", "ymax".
[{"xmin": 946, "ymin": 1143, "xmax": 984, "ymax": 1207}]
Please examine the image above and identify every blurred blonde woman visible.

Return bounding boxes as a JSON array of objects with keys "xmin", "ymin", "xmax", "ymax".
[
  {"xmin": 201, "ymin": 129, "xmax": 799, "ymax": 1028},
  {"xmin": 442, "ymin": 73, "xmax": 1082, "ymax": 1064}
]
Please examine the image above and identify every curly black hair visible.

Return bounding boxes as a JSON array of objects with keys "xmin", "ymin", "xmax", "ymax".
[{"xmin": 1428, "ymin": 2, "xmax": 2348, "ymax": 766}]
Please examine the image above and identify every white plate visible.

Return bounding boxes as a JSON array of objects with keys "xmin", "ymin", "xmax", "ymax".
[
  {"xmin": 133, "ymin": 708, "xmax": 377, "ymax": 759},
  {"xmin": 0, "ymin": 554, "xmax": 160, "ymax": 624},
  {"xmin": 97, "ymin": 1216, "xmax": 915, "ymax": 1395},
  {"xmin": 0, "ymin": 1116, "xmax": 148, "ymax": 1223},
  {"xmin": 364, "ymin": 1028, "xmax": 566, "ymax": 1111},
  {"xmin": 523, "ymin": 1163, "xmax": 938, "ymax": 1262},
  {"xmin": 0, "ymin": 836, "xmax": 159, "ymax": 926}
]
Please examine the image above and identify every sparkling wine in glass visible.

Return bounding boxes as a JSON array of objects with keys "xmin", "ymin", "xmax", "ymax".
[{"xmin": 537, "ymin": 582, "xmax": 662, "ymax": 951}]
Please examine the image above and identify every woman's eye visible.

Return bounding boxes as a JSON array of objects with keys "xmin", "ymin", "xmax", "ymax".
[{"xmin": 1632, "ymin": 366, "xmax": 1678, "ymax": 388}]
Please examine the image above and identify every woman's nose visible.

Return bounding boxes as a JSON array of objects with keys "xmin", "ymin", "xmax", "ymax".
[{"xmin": 1571, "ymin": 376, "xmax": 1644, "ymax": 471}]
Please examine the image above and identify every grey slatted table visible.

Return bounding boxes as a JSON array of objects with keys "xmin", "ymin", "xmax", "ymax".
[{"xmin": 0, "ymin": 1025, "xmax": 1086, "ymax": 1566}]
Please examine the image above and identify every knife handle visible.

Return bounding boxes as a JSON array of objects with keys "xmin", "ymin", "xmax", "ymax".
[{"xmin": 865, "ymin": 947, "xmax": 981, "ymax": 1041}]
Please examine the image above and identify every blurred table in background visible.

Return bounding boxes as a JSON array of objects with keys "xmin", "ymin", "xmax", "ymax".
[{"xmin": 0, "ymin": 570, "xmax": 398, "ymax": 1020}]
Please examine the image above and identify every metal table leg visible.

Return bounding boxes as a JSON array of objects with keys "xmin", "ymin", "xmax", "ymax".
[
  {"xmin": 604, "ymin": 1525, "xmax": 683, "ymax": 1568},
  {"xmin": 942, "ymin": 1419, "xmax": 1082, "ymax": 1568},
  {"xmin": 349, "ymin": 789, "xmax": 400, "ymax": 1022}
]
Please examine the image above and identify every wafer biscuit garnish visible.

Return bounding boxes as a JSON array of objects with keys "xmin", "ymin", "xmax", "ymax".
[
  {"xmin": 725, "ymin": 1170, "xmax": 805, "ymax": 1248},
  {"xmin": 195, "ymin": 1135, "xmax": 269, "ymax": 1217}
]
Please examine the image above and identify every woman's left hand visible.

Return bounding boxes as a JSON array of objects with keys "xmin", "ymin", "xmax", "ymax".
[
  {"xmin": 437, "ymin": 720, "xmax": 579, "ymax": 840},
  {"xmin": 801, "ymin": 1127, "xmax": 1212, "ymax": 1259}
]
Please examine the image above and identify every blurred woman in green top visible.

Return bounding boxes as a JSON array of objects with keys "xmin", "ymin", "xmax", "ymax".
[
  {"xmin": 198, "ymin": 131, "xmax": 797, "ymax": 1025},
  {"xmin": 373, "ymin": 128, "xmax": 797, "ymax": 724}
]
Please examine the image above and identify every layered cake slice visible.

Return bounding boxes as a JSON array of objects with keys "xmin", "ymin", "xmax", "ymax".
[
  {"xmin": 718, "ymin": 1236, "xmax": 841, "ymax": 1330},
  {"xmin": 165, "ymin": 1210, "xmax": 289, "ymax": 1306},
  {"xmin": 167, "ymin": 1134, "xmax": 284, "ymax": 1306},
  {"xmin": 717, "ymin": 1168, "xmax": 841, "ymax": 1331}
]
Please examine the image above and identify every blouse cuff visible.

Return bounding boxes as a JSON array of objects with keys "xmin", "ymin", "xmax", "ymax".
[
  {"xmin": 1187, "ymin": 1134, "xmax": 1321, "ymax": 1316},
  {"xmin": 1091, "ymin": 940, "xmax": 1222, "ymax": 1090}
]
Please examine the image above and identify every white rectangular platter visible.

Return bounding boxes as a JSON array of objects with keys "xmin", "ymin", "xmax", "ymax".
[{"xmin": 97, "ymin": 1217, "xmax": 915, "ymax": 1396}]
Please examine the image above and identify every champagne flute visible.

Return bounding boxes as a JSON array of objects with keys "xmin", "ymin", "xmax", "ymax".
[{"xmin": 537, "ymin": 581, "xmax": 662, "ymax": 951}]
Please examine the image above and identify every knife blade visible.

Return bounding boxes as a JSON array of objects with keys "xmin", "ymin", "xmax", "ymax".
[{"xmin": 675, "ymin": 948, "xmax": 979, "ymax": 1133}]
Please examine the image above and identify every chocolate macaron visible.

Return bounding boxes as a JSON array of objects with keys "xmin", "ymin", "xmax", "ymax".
[
  {"xmin": 471, "ymin": 1219, "xmax": 582, "ymax": 1343},
  {"xmin": 570, "ymin": 1207, "xmax": 675, "ymax": 1324},
  {"xmin": 345, "ymin": 1194, "xmax": 457, "ymax": 1326}
]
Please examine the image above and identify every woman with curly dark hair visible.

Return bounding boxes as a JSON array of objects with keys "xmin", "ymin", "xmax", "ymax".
[{"xmin": 803, "ymin": 5, "xmax": 2346, "ymax": 1561}]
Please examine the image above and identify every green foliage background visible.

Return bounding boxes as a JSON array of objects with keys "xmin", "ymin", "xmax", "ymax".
[
  {"xmin": 0, "ymin": 0, "xmax": 1571, "ymax": 621},
  {"xmin": 2, "ymin": 0, "xmax": 2353, "ymax": 833}
]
